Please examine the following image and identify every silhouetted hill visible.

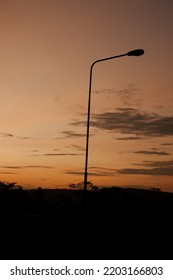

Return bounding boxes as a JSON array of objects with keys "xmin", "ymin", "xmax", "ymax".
[{"xmin": 0, "ymin": 185, "xmax": 173, "ymax": 259}]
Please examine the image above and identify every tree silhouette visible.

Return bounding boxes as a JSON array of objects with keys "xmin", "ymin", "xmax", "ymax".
[{"xmin": 69, "ymin": 181, "xmax": 98, "ymax": 190}]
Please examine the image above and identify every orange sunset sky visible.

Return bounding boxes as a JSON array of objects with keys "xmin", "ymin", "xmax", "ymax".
[{"xmin": 1, "ymin": 0, "xmax": 173, "ymax": 192}]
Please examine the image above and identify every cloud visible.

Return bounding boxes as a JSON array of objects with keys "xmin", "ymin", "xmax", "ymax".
[
  {"xmin": 17, "ymin": 136, "xmax": 31, "ymax": 140},
  {"xmin": 134, "ymin": 159, "xmax": 173, "ymax": 168},
  {"xmin": 65, "ymin": 166, "xmax": 116, "ymax": 177},
  {"xmin": 64, "ymin": 170, "xmax": 83, "ymax": 176},
  {"xmin": 89, "ymin": 166, "xmax": 116, "ymax": 176},
  {"xmin": 161, "ymin": 143, "xmax": 173, "ymax": 146},
  {"xmin": 57, "ymin": 128, "xmax": 95, "ymax": 139},
  {"xmin": 25, "ymin": 165, "xmax": 53, "ymax": 169},
  {"xmin": 0, "ymin": 133, "xmax": 14, "ymax": 138},
  {"xmin": 28, "ymin": 154, "xmax": 41, "ymax": 157},
  {"xmin": 64, "ymin": 160, "xmax": 173, "ymax": 178},
  {"xmin": 116, "ymin": 136, "xmax": 145, "ymax": 140},
  {"xmin": 154, "ymin": 105, "xmax": 164, "ymax": 110},
  {"xmin": 28, "ymin": 151, "xmax": 84, "ymax": 157},
  {"xmin": 0, "ymin": 166, "xmax": 23, "ymax": 169},
  {"xmin": 134, "ymin": 150, "xmax": 170, "ymax": 156},
  {"xmin": 89, "ymin": 107, "xmax": 173, "ymax": 138},
  {"xmin": 0, "ymin": 165, "xmax": 53, "ymax": 169},
  {"xmin": 0, "ymin": 132, "xmax": 31, "ymax": 140},
  {"xmin": 95, "ymin": 84, "xmax": 138, "ymax": 96},
  {"xmin": 60, "ymin": 130, "xmax": 86, "ymax": 138},
  {"xmin": 66, "ymin": 144, "xmax": 85, "ymax": 151},
  {"xmin": 95, "ymin": 84, "xmax": 141, "ymax": 107},
  {"xmin": 117, "ymin": 159, "xmax": 173, "ymax": 177},
  {"xmin": 44, "ymin": 153, "xmax": 83, "ymax": 156},
  {"xmin": 40, "ymin": 178, "xmax": 50, "ymax": 181},
  {"xmin": 0, "ymin": 172, "xmax": 18, "ymax": 174},
  {"xmin": 118, "ymin": 167, "xmax": 173, "ymax": 176}
]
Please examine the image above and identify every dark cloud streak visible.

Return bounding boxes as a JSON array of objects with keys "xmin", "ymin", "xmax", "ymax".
[
  {"xmin": 65, "ymin": 166, "xmax": 116, "ymax": 177},
  {"xmin": 0, "ymin": 165, "xmax": 53, "ymax": 169},
  {"xmin": 44, "ymin": 153, "xmax": 83, "ymax": 156},
  {"xmin": 134, "ymin": 150, "xmax": 170, "ymax": 156},
  {"xmin": 0, "ymin": 132, "xmax": 31, "ymax": 139},
  {"xmin": 118, "ymin": 159, "xmax": 173, "ymax": 177},
  {"xmin": 0, "ymin": 172, "xmax": 18, "ymax": 174},
  {"xmin": 66, "ymin": 144, "xmax": 85, "ymax": 151},
  {"xmin": 0, "ymin": 133, "xmax": 14, "ymax": 138},
  {"xmin": 134, "ymin": 160, "xmax": 173, "ymax": 168},
  {"xmin": 118, "ymin": 167, "xmax": 173, "ymax": 176},
  {"xmin": 89, "ymin": 108, "xmax": 173, "ymax": 138},
  {"xmin": 95, "ymin": 84, "xmax": 141, "ymax": 108},
  {"xmin": 57, "ymin": 130, "xmax": 87, "ymax": 139},
  {"xmin": 117, "ymin": 136, "xmax": 145, "ymax": 140}
]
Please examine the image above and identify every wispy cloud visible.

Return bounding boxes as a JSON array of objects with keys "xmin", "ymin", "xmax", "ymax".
[
  {"xmin": 25, "ymin": 165, "xmax": 53, "ymax": 169},
  {"xmin": 65, "ymin": 166, "xmax": 116, "ymax": 177},
  {"xmin": 118, "ymin": 159, "xmax": 173, "ymax": 177},
  {"xmin": 56, "ymin": 130, "xmax": 87, "ymax": 139},
  {"xmin": 28, "ymin": 151, "xmax": 84, "ymax": 157},
  {"xmin": 64, "ymin": 170, "xmax": 84, "ymax": 176},
  {"xmin": 0, "ymin": 172, "xmax": 18, "ymax": 174},
  {"xmin": 0, "ymin": 166, "xmax": 22, "ymax": 169},
  {"xmin": 89, "ymin": 166, "xmax": 116, "ymax": 176},
  {"xmin": 116, "ymin": 136, "xmax": 145, "ymax": 141},
  {"xmin": 160, "ymin": 143, "xmax": 173, "ymax": 146},
  {"xmin": 17, "ymin": 136, "xmax": 31, "ymax": 140},
  {"xmin": 0, "ymin": 133, "xmax": 14, "ymax": 138},
  {"xmin": 44, "ymin": 153, "xmax": 83, "ymax": 156},
  {"xmin": 65, "ymin": 144, "xmax": 85, "ymax": 151},
  {"xmin": 56, "ymin": 128, "xmax": 96, "ymax": 139},
  {"xmin": 40, "ymin": 178, "xmax": 50, "ymax": 181},
  {"xmin": 0, "ymin": 165, "xmax": 53, "ymax": 169},
  {"xmin": 28, "ymin": 154, "xmax": 41, "ymax": 157},
  {"xmin": 0, "ymin": 132, "xmax": 31, "ymax": 140},
  {"xmin": 134, "ymin": 150, "xmax": 170, "ymax": 156},
  {"xmin": 118, "ymin": 167, "xmax": 173, "ymax": 176},
  {"xmin": 95, "ymin": 84, "xmax": 141, "ymax": 108},
  {"xmin": 134, "ymin": 159, "xmax": 173, "ymax": 168},
  {"xmin": 65, "ymin": 160, "xmax": 173, "ymax": 178}
]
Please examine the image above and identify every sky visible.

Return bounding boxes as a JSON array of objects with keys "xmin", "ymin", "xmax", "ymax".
[{"xmin": 0, "ymin": 0, "xmax": 173, "ymax": 192}]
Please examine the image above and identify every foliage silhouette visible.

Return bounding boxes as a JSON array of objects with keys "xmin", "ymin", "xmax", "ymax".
[
  {"xmin": 69, "ymin": 181, "xmax": 98, "ymax": 190},
  {"xmin": 0, "ymin": 181, "xmax": 173, "ymax": 259}
]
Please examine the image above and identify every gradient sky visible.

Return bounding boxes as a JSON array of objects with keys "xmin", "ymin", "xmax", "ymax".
[{"xmin": 1, "ymin": 0, "xmax": 173, "ymax": 191}]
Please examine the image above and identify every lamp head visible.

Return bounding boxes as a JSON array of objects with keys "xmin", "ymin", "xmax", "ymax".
[{"xmin": 127, "ymin": 49, "xmax": 144, "ymax": 56}]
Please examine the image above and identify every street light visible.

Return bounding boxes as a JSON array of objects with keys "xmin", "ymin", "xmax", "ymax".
[{"xmin": 83, "ymin": 49, "xmax": 144, "ymax": 199}]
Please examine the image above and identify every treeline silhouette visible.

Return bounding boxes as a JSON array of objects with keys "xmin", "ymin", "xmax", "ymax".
[{"xmin": 0, "ymin": 181, "xmax": 173, "ymax": 259}]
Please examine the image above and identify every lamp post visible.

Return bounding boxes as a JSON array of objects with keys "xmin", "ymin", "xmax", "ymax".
[{"xmin": 83, "ymin": 49, "xmax": 144, "ymax": 201}]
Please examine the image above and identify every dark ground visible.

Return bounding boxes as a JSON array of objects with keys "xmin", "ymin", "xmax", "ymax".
[{"xmin": 0, "ymin": 186, "xmax": 173, "ymax": 259}]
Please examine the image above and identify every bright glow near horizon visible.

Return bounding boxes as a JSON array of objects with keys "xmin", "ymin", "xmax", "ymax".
[{"xmin": 0, "ymin": 0, "xmax": 173, "ymax": 192}]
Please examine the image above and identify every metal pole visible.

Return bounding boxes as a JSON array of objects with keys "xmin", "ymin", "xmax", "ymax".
[{"xmin": 83, "ymin": 53, "xmax": 127, "ymax": 204}]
